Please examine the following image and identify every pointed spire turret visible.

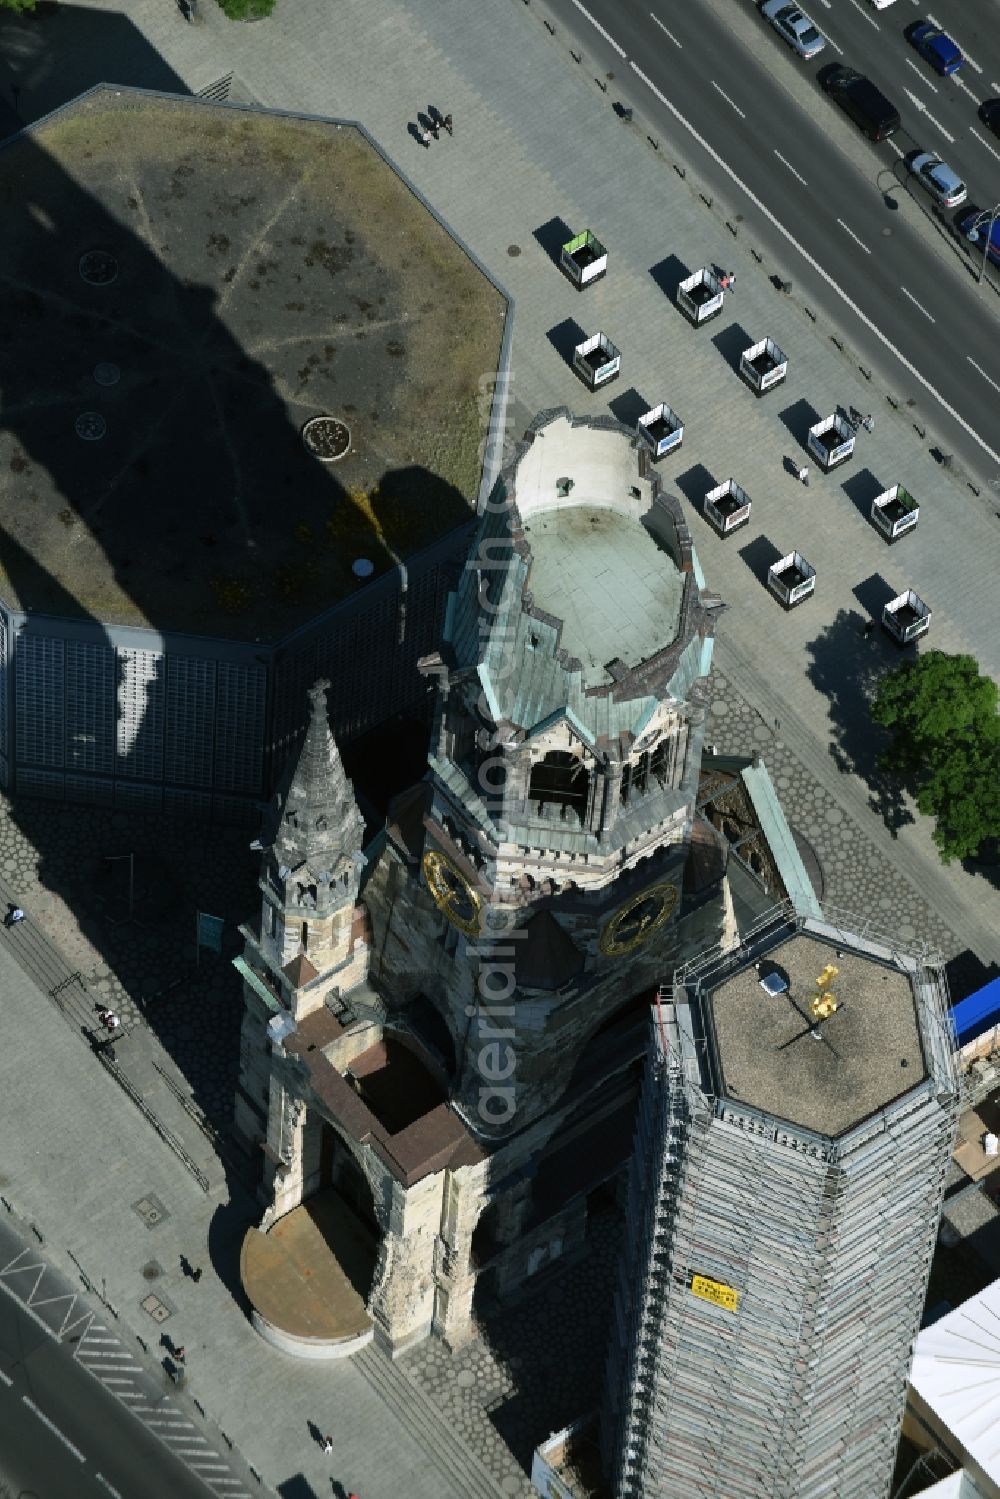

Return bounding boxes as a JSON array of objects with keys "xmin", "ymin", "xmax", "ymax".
[{"xmin": 271, "ymin": 679, "xmax": 363, "ymax": 870}]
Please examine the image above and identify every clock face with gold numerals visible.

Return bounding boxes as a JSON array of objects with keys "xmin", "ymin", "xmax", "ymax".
[
  {"xmin": 599, "ymin": 880, "xmax": 679, "ymax": 957},
  {"xmin": 421, "ymin": 848, "xmax": 483, "ymax": 938}
]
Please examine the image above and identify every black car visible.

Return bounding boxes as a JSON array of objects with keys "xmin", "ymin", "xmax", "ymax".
[
  {"xmin": 820, "ymin": 65, "xmax": 901, "ymax": 142},
  {"xmin": 980, "ymin": 99, "xmax": 1000, "ymax": 138}
]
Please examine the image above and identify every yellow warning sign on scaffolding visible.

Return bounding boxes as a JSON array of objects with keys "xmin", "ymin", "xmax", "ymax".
[{"xmin": 691, "ymin": 1274, "xmax": 740, "ymax": 1313}]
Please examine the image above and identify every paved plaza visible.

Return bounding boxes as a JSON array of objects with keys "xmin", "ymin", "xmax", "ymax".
[{"xmin": 0, "ymin": 0, "xmax": 998, "ymax": 1495}]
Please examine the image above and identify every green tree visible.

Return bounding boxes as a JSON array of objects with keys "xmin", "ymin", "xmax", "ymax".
[
  {"xmin": 217, "ymin": 0, "xmax": 275, "ymax": 17},
  {"xmin": 871, "ymin": 650, "xmax": 1000, "ymax": 863},
  {"xmin": 0, "ymin": 0, "xmax": 37, "ymax": 12}
]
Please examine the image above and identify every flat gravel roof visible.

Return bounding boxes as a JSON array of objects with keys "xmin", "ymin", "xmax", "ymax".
[
  {"xmin": 0, "ymin": 88, "xmax": 507, "ymax": 638},
  {"xmin": 708, "ymin": 933, "xmax": 926, "ymax": 1138}
]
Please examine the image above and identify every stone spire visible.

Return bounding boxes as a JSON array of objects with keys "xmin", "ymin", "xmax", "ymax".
[{"xmin": 271, "ymin": 679, "xmax": 363, "ymax": 871}]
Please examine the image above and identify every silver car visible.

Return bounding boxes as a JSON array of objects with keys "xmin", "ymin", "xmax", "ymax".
[
  {"xmin": 761, "ymin": 0, "xmax": 827, "ymax": 59},
  {"xmin": 910, "ymin": 152, "xmax": 967, "ymax": 209}
]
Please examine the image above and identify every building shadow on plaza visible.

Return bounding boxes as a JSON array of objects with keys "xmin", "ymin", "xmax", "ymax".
[{"xmin": 0, "ymin": 32, "xmax": 485, "ymax": 1197}]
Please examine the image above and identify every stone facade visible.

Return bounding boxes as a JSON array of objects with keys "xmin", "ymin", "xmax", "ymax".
[{"xmin": 233, "ymin": 411, "xmax": 816, "ymax": 1356}]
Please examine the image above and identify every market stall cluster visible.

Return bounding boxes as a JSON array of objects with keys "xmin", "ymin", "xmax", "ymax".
[{"xmin": 556, "ymin": 228, "xmax": 930, "ymax": 647}]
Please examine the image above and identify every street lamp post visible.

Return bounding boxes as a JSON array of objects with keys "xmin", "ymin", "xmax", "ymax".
[{"xmin": 971, "ymin": 200, "xmax": 1000, "ymax": 284}]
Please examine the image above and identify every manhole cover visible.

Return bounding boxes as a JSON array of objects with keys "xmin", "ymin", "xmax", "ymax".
[
  {"xmin": 75, "ymin": 412, "xmax": 107, "ymax": 442},
  {"xmin": 302, "ymin": 415, "xmax": 350, "ymax": 462},
  {"xmin": 507, "ymin": 244, "xmax": 521, "ymax": 257},
  {"xmin": 94, "ymin": 362, "xmax": 120, "ymax": 387},
  {"xmin": 79, "ymin": 250, "xmax": 119, "ymax": 286},
  {"xmin": 140, "ymin": 1293, "xmax": 172, "ymax": 1324},
  {"xmin": 132, "ymin": 1194, "xmax": 169, "ymax": 1229}
]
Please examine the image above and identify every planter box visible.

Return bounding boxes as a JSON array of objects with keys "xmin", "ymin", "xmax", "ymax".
[
  {"xmin": 739, "ymin": 337, "xmax": 787, "ymax": 396},
  {"xmin": 560, "ymin": 230, "xmax": 608, "ymax": 289},
  {"xmin": 637, "ymin": 403, "xmax": 683, "ymax": 459},
  {"xmin": 807, "ymin": 414, "xmax": 855, "ymax": 471},
  {"xmin": 871, "ymin": 484, "xmax": 919, "ymax": 541},
  {"xmin": 767, "ymin": 551, "xmax": 816, "ymax": 607},
  {"xmin": 882, "ymin": 589, "xmax": 931, "ymax": 644},
  {"xmin": 677, "ymin": 269, "xmax": 724, "ymax": 326},
  {"xmin": 704, "ymin": 479, "xmax": 751, "ymax": 536},
  {"xmin": 572, "ymin": 332, "xmax": 621, "ymax": 390}
]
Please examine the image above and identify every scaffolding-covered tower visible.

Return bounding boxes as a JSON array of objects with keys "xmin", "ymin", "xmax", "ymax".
[{"xmin": 602, "ymin": 903, "xmax": 959, "ymax": 1499}]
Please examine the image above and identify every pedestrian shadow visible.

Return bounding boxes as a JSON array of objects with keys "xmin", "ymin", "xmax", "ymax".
[
  {"xmin": 533, "ymin": 215, "xmax": 574, "ymax": 267},
  {"xmin": 649, "ymin": 254, "xmax": 689, "ymax": 301},
  {"xmin": 607, "ymin": 386, "xmax": 648, "ymax": 428},
  {"xmin": 804, "ymin": 604, "xmax": 914, "ymax": 837},
  {"xmin": 306, "ymin": 1419, "xmax": 327, "ymax": 1448},
  {"xmin": 406, "ymin": 121, "xmax": 429, "ymax": 149},
  {"xmin": 777, "ymin": 397, "xmax": 820, "ymax": 449},
  {"xmin": 781, "ymin": 454, "xmax": 802, "ymax": 478},
  {"xmin": 737, "ymin": 533, "xmax": 782, "ymax": 588}
]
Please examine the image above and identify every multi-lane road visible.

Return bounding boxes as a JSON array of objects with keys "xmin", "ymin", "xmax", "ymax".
[{"xmin": 544, "ymin": 0, "xmax": 1000, "ymax": 489}]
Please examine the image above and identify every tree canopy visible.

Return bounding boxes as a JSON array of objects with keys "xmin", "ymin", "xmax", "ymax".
[
  {"xmin": 217, "ymin": 0, "xmax": 275, "ymax": 17},
  {"xmin": 871, "ymin": 650, "xmax": 1000, "ymax": 863},
  {"xmin": 0, "ymin": 0, "xmax": 36, "ymax": 12}
]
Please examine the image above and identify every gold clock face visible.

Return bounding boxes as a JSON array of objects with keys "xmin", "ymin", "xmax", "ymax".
[
  {"xmin": 422, "ymin": 849, "xmax": 483, "ymax": 938},
  {"xmin": 599, "ymin": 880, "xmax": 679, "ymax": 957}
]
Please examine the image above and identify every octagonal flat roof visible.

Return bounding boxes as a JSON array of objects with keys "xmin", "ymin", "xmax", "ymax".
[
  {"xmin": 0, "ymin": 87, "xmax": 507, "ymax": 639},
  {"xmin": 707, "ymin": 933, "xmax": 926, "ymax": 1138}
]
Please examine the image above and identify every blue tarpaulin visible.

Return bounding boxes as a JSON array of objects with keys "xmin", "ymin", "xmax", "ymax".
[{"xmin": 951, "ymin": 976, "xmax": 1000, "ymax": 1044}]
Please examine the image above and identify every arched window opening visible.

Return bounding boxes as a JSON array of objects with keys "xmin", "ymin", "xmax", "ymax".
[
  {"xmin": 651, "ymin": 737, "xmax": 672, "ymax": 786},
  {"xmin": 529, "ymin": 751, "xmax": 590, "ymax": 824}
]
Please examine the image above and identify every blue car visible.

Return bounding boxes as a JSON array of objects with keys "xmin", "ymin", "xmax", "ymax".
[
  {"xmin": 909, "ymin": 21, "xmax": 963, "ymax": 76},
  {"xmin": 957, "ymin": 206, "xmax": 1000, "ymax": 268}
]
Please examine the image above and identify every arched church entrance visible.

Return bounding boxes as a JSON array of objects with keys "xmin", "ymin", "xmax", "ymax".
[{"xmin": 240, "ymin": 1118, "xmax": 382, "ymax": 1357}]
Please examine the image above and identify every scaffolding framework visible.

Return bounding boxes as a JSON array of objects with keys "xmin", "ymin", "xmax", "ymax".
[{"xmin": 602, "ymin": 905, "xmax": 960, "ymax": 1499}]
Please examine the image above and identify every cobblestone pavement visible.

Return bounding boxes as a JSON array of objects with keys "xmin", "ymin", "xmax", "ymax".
[
  {"xmin": 402, "ymin": 1207, "xmax": 623, "ymax": 1497},
  {"xmin": 704, "ymin": 667, "xmax": 957, "ymax": 959}
]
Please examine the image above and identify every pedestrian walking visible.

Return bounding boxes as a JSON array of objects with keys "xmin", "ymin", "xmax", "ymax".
[
  {"xmin": 862, "ymin": 619, "xmax": 876, "ymax": 640},
  {"xmin": 417, "ymin": 126, "xmax": 432, "ymax": 148},
  {"xmin": 723, "ymin": 271, "xmax": 735, "ymax": 291},
  {"xmin": 443, "ymin": 113, "xmax": 453, "ymax": 135},
  {"xmin": 98, "ymin": 1008, "xmax": 121, "ymax": 1032},
  {"xmin": 323, "ymin": 1436, "xmax": 334, "ymax": 1456},
  {"xmin": 175, "ymin": 1345, "xmax": 186, "ymax": 1363},
  {"xmin": 862, "ymin": 413, "xmax": 874, "ymax": 433},
  {"xmin": 797, "ymin": 465, "xmax": 809, "ymax": 486},
  {"xmin": 427, "ymin": 117, "xmax": 440, "ymax": 140},
  {"xmin": 4, "ymin": 906, "xmax": 24, "ymax": 928},
  {"xmin": 192, "ymin": 1266, "xmax": 203, "ymax": 1283}
]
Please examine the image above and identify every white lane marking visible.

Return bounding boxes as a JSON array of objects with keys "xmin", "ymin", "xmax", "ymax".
[
  {"xmin": 955, "ymin": 76, "xmax": 979, "ymax": 103},
  {"xmin": 925, "ymin": 12, "xmax": 981, "ymax": 72},
  {"xmin": 0, "ymin": 1279, "xmax": 56, "ymax": 1339},
  {"xmin": 905, "ymin": 57, "xmax": 938, "ymax": 93},
  {"xmin": 567, "ymin": 0, "xmax": 626, "ymax": 56},
  {"xmin": 837, "ymin": 218, "xmax": 871, "ymax": 254},
  {"xmin": 627, "ymin": 60, "xmax": 1000, "ymax": 466},
  {"xmin": 823, "ymin": 31, "xmax": 844, "ymax": 56},
  {"xmin": 95, "ymin": 1476, "xmax": 124, "ymax": 1499},
  {"xmin": 650, "ymin": 13, "xmax": 681, "ymax": 46},
  {"xmin": 886, "ymin": 139, "xmax": 904, "ymax": 158},
  {"xmin": 21, "ymin": 1395, "xmax": 85, "ymax": 1460},
  {"xmin": 903, "ymin": 85, "xmax": 955, "ymax": 142},
  {"xmin": 970, "ymin": 126, "xmax": 1000, "ymax": 163},
  {"xmin": 846, "ymin": 0, "xmax": 879, "ymax": 29},
  {"xmin": 816, "ymin": 0, "xmax": 831, "ymax": 9},
  {"xmin": 711, "ymin": 81, "xmax": 746, "ymax": 118},
  {"xmin": 774, "ymin": 149, "xmax": 808, "ymax": 185},
  {"xmin": 991, "ymin": 81, "xmax": 1000, "ymax": 93},
  {"xmin": 968, "ymin": 358, "xmax": 1000, "ymax": 394},
  {"xmin": 0, "ymin": 1368, "xmax": 12, "ymax": 1386},
  {"xmin": 900, "ymin": 285, "xmax": 936, "ymax": 322}
]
